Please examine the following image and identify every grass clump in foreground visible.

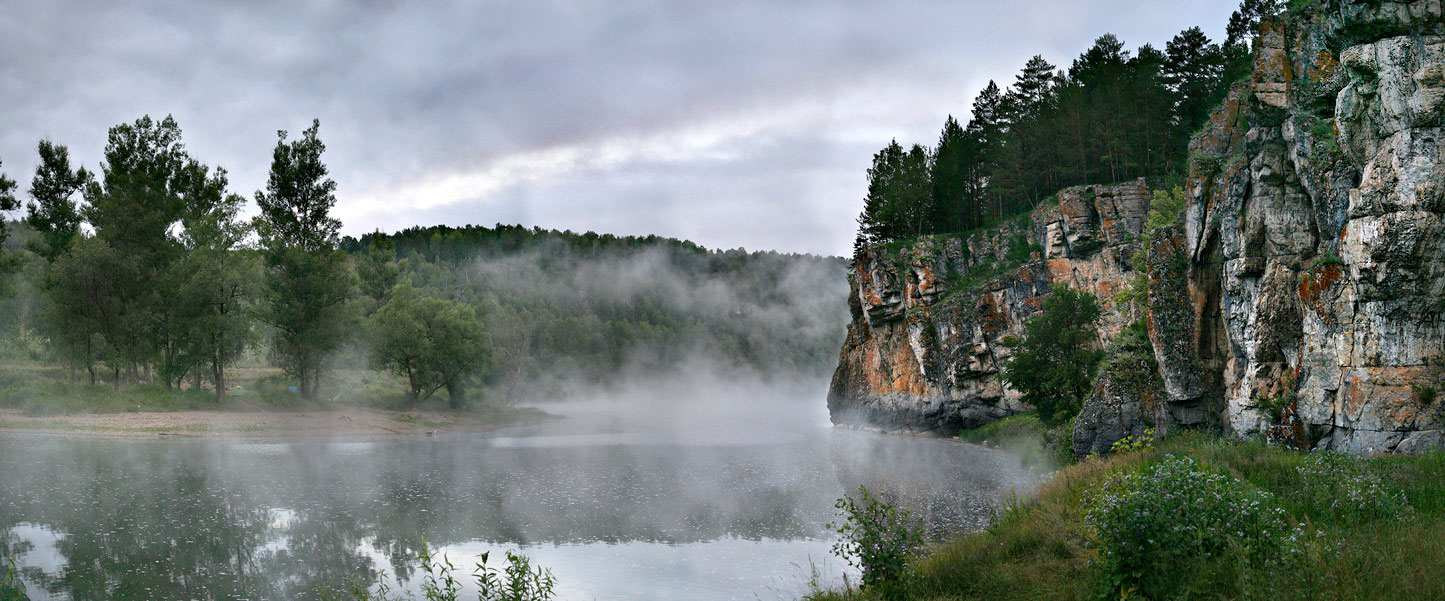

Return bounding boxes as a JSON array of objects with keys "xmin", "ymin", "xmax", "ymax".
[{"xmin": 807, "ymin": 432, "xmax": 1445, "ymax": 601}]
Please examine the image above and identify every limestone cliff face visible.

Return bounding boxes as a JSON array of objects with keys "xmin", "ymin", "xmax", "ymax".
[
  {"xmin": 829, "ymin": 0, "xmax": 1445, "ymax": 453},
  {"xmin": 828, "ymin": 180, "xmax": 1151, "ymax": 432},
  {"xmin": 1170, "ymin": 0, "xmax": 1445, "ymax": 453}
]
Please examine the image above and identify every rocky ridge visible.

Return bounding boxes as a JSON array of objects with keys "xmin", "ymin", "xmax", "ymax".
[{"xmin": 829, "ymin": 0, "xmax": 1445, "ymax": 454}]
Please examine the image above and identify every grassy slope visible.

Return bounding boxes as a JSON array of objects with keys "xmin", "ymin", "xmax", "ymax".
[{"xmin": 809, "ymin": 431, "xmax": 1445, "ymax": 601}]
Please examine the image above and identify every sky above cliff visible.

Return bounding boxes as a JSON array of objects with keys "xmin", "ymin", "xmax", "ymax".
[{"xmin": 1, "ymin": 1, "xmax": 1238, "ymax": 256}]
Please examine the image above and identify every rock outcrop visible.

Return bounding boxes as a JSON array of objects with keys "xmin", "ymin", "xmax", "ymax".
[
  {"xmin": 829, "ymin": 0, "xmax": 1445, "ymax": 454},
  {"xmin": 828, "ymin": 180, "xmax": 1152, "ymax": 432},
  {"xmin": 1173, "ymin": 0, "xmax": 1445, "ymax": 453}
]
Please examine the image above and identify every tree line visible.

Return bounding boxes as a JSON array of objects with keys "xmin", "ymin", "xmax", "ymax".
[
  {"xmin": 856, "ymin": 0, "xmax": 1279, "ymax": 248},
  {"xmin": 0, "ymin": 123, "xmax": 847, "ymax": 408},
  {"xmin": 0, "ymin": 116, "xmax": 367, "ymax": 403}
]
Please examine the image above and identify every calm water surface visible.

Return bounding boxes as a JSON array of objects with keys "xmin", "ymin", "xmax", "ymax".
[{"xmin": 0, "ymin": 392, "xmax": 1038, "ymax": 600}]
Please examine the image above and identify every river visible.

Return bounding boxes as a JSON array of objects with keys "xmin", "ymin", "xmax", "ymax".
[{"xmin": 0, "ymin": 385, "xmax": 1038, "ymax": 600}]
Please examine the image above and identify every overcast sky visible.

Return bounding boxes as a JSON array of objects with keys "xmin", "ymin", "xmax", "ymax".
[{"xmin": 1, "ymin": 1, "xmax": 1238, "ymax": 256}]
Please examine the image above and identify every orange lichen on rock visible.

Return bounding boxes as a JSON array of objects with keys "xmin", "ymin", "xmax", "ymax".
[{"xmin": 1298, "ymin": 262, "xmax": 1344, "ymax": 320}]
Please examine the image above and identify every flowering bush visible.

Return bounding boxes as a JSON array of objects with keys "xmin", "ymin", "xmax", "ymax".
[
  {"xmin": 1295, "ymin": 452, "xmax": 1413, "ymax": 524},
  {"xmin": 1087, "ymin": 455, "xmax": 1293, "ymax": 597}
]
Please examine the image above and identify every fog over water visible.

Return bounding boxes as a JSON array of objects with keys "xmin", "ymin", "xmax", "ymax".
[{"xmin": 0, "ymin": 376, "xmax": 1039, "ymax": 601}]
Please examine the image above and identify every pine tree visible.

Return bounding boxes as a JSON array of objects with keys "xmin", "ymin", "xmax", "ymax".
[
  {"xmin": 930, "ymin": 116, "xmax": 973, "ymax": 232},
  {"xmin": 254, "ymin": 119, "xmax": 357, "ymax": 399},
  {"xmin": 856, "ymin": 139, "xmax": 907, "ymax": 248},
  {"xmin": 26, "ymin": 140, "xmax": 90, "ymax": 263},
  {"xmin": 965, "ymin": 81, "xmax": 1009, "ymax": 222},
  {"xmin": 0, "ymin": 159, "xmax": 20, "ymax": 293},
  {"xmin": 1165, "ymin": 27, "xmax": 1226, "ymax": 134}
]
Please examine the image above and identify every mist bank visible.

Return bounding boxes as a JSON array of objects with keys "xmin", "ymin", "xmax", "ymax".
[
  {"xmin": 341, "ymin": 224, "xmax": 850, "ymax": 404},
  {"xmin": 0, "ymin": 216, "xmax": 849, "ymax": 410}
]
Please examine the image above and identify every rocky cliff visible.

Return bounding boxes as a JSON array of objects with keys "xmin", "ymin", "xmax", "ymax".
[
  {"xmin": 829, "ymin": 0, "xmax": 1445, "ymax": 454},
  {"xmin": 828, "ymin": 179, "xmax": 1152, "ymax": 432}
]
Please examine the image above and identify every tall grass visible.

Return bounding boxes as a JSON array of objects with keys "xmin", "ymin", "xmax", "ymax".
[{"xmin": 807, "ymin": 433, "xmax": 1445, "ymax": 601}]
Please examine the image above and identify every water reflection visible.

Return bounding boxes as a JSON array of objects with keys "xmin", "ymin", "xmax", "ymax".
[{"xmin": 0, "ymin": 408, "xmax": 1037, "ymax": 600}]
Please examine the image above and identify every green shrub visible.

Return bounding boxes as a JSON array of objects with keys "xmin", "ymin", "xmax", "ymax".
[
  {"xmin": 1087, "ymin": 455, "xmax": 1295, "ymax": 598},
  {"xmin": 1109, "ymin": 429, "xmax": 1155, "ymax": 455},
  {"xmin": 1146, "ymin": 187, "xmax": 1187, "ymax": 234},
  {"xmin": 1309, "ymin": 253, "xmax": 1345, "ymax": 270},
  {"xmin": 1416, "ymin": 384, "xmax": 1439, "ymax": 406},
  {"xmin": 1001, "ymin": 285, "xmax": 1103, "ymax": 425},
  {"xmin": 323, "ymin": 541, "xmax": 555, "ymax": 601},
  {"xmin": 1294, "ymin": 452, "xmax": 1413, "ymax": 525},
  {"xmin": 830, "ymin": 486, "xmax": 925, "ymax": 592}
]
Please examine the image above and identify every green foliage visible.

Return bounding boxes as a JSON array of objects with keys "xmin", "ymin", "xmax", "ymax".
[
  {"xmin": 163, "ymin": 250, "xmax": 258, "ymax": 398},
  {"xmin": 1100, "ymin": 320, "xmax": 1159, "ymax": 396},
  {"xmin": 830, "ymin": 486, "xmax": 925, "ymax": 592},
  {"xmin": 1001, "ymin": 285, "xmax": 1104, "ymax": 425},
  {"xmin": 254, "ymin": 119, "xmax": 341, "ymax": 253},
  {"xmin": 809, "ymin": 434, "xmax": 1445, "ymax": 601},
  {"xmin": 1108, "ymin": 429, "xmax": 1155, "ymax": 455},
  {"xmin": 470, "ymin": 550, "xmax": 557, "ymax": 601},
  {"xmin": 343, "ymin": 224, "xmax": 845, "ymax": 399},
  {"xmin": 1146, "ymin": 186, "xmax": 1187, "ymax": 234},
  {"xmin": 1004, "ymin": 232, "xmax": 1038, "ymax": 265},
  {"xmin": 323, "ymin": 542, "xmax": 555, "ymax": 601},
  {"xmin": 24, "ymin": 140, "xmax": 89, "ymax": 262},
  {"xmin": 0, "ymin": 159, "xmax": 19, "ymax": 296},
  {"xmin": 1257, "ymin": 373, "xmax": 1298, "ymax": 423},
  {"xmin": 1, "ymin": 552, "xmax": 27, "ymax": 601},
  {"xmin": 1087, "ymin": 455, "xmax": 1296, "ymax": 598},
  {"xmin": 1293, "ymin": 452, "xmax": 1413, "ymax": 525},
  {"xmin": 1309, "ymin": 252, "xmax": 1345, "ymax": 270},
  {"xmin": 1416, "ymin": 384, "xmax": 1439, "ymax": 406},
  {"xmin": 959, "ymin": 412, "xmax": 1078, "ymax": 468},
  {"xmin": 372, "ymin": 283, "xmax": 489, "ymax": 409},
  {"xmin": 255, "ymin": 120, "xmax": 357, "ymax": 399},
  {"xmin": 853, "ymin": 20, "xmax": 1240, "ymax": 250},
  {"xmin": 357, "ymin": 233, "xmax": 402, "ymax": 305}
]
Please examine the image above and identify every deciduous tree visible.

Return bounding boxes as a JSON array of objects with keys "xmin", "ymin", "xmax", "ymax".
[{"xmin": 1002, "ymin": 285, "xmax": 1104, "ymax": 425}]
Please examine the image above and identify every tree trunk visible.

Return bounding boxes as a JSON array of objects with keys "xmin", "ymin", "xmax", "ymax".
[
  {"xmin": 213, "ymin": 359, "xmax": 225, "ymax": 404},
  {"xmin": 445, "ymin": 378, "xmax": 467, "ymax": 410},
  {"xmin": 298, "ymin": 354, "xmax": 311, "ymax": 400},
  {"xmin": 112, "ymin": 366, "xmax": 120, "ymax": 391}
]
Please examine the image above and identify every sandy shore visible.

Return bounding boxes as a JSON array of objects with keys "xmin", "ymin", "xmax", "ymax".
[{"xmin": 0, "ymin": 406, "xmax": 550, "ymax": 439}]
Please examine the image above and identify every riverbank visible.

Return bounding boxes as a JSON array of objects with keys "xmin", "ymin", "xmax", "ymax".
[
  {"xmin": 0, "ymin": 405, "xmax": 550, "ymax": 438},
  {"xmin": 807, "ymin": 430, "xmax": 1445, "ymax": 601},
  {"xmin": 0, "ymin": 364, "xmax": 551, "ymax": 438}
]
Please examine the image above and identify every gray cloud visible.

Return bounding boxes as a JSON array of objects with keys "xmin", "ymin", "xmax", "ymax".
[{"xmin": 1, "ymin": 0, "xmax": 1237, "ymax": 256}]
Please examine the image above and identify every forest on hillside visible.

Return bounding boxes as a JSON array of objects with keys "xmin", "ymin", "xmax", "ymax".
[
  {"xmin": 855, "ymin": 0, "xmax": 1278, "ymax": 248},
  {"xmin": 0, "ymin": 119, "xmax": 846, "ymax": 410}
]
